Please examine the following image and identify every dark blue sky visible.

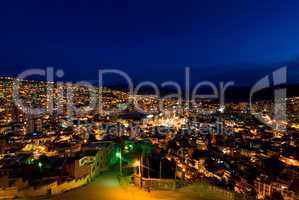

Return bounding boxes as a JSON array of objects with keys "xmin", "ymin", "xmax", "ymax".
[{"xmin": 0, "ymin": 0, "xmax": 299, "ymax": 84}]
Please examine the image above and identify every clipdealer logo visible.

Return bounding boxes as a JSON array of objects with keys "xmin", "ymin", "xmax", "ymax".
[{"xmin": 249, "ymin": 67, "xmax": 287, "ymax": 132}]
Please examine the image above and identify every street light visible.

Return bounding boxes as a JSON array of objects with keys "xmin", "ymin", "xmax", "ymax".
[
  {"xmin": 134, "ymin": 160, "xmax": 140, "ymax": 167},
  {"xmin": 134, "ymin": 160, "xmax": 141, "ymax": 175},
  {"xmin": 128, "ymin": 144, "xmax": 133, "ymax": 150},
  {"xmin": 115, "ymin": 150, "xmax": 122, "ymax": 176},
  {"xmin": 134, "ymin": 156, "xmax": 143, "ymax": 188},
  {"xmin": 116, "ymin": 152, "xmax": 121, "ymax": 158}
]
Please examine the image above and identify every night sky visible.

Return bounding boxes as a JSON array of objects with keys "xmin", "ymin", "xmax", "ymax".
[{"xmin": 0, "ymin": 0, "xmax": 299, "ymax": 85}]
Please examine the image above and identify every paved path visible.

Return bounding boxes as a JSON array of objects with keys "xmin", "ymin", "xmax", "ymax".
[{"xmin": 49, "ymin": 172, "xmax": 233, "ymax": 200}]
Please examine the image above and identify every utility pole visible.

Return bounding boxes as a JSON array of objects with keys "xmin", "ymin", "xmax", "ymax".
[
  {"xmin": 116, "ymin": 146, "xmax": 122, "ymax": 176},
  {"xmin": 147, "ymin": 158, "xmax": 150, "ymax": 178},
  {"xmin": 120, "ymin": 148, "xmax": 122, "ymax": 176},
  {"xmin": 174, "ymin": 162, "xmax": 177, "ymax": 189},
  {"xmin": 160, "ymin": 159, "xmax": 162, "ymax": 179},
  {"xmin": 160, "ymin": 157, "xmax": 165, "ymax": 179},
  {"xmin": 140, "ymin": 155, "xmax": 143, "ymax": 188}
]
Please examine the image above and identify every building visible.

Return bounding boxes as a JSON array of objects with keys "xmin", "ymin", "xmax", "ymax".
[{"xmin": 65, "ymin": 143, "xmax": 113, "ymax": 179}]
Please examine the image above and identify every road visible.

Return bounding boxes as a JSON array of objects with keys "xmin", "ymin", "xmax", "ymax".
[{"xmin": 49, "ymin": 171, "xmax": 234, "ymax": 200}]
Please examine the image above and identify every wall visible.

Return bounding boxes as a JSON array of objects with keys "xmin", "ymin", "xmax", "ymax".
[
  {"xmin": 19, "ymin": 175, "xmax": 91, "ymax": 198},
  {"xmin": 0, "ymin": 188, "xmax": 17, "ymax": 199}
]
